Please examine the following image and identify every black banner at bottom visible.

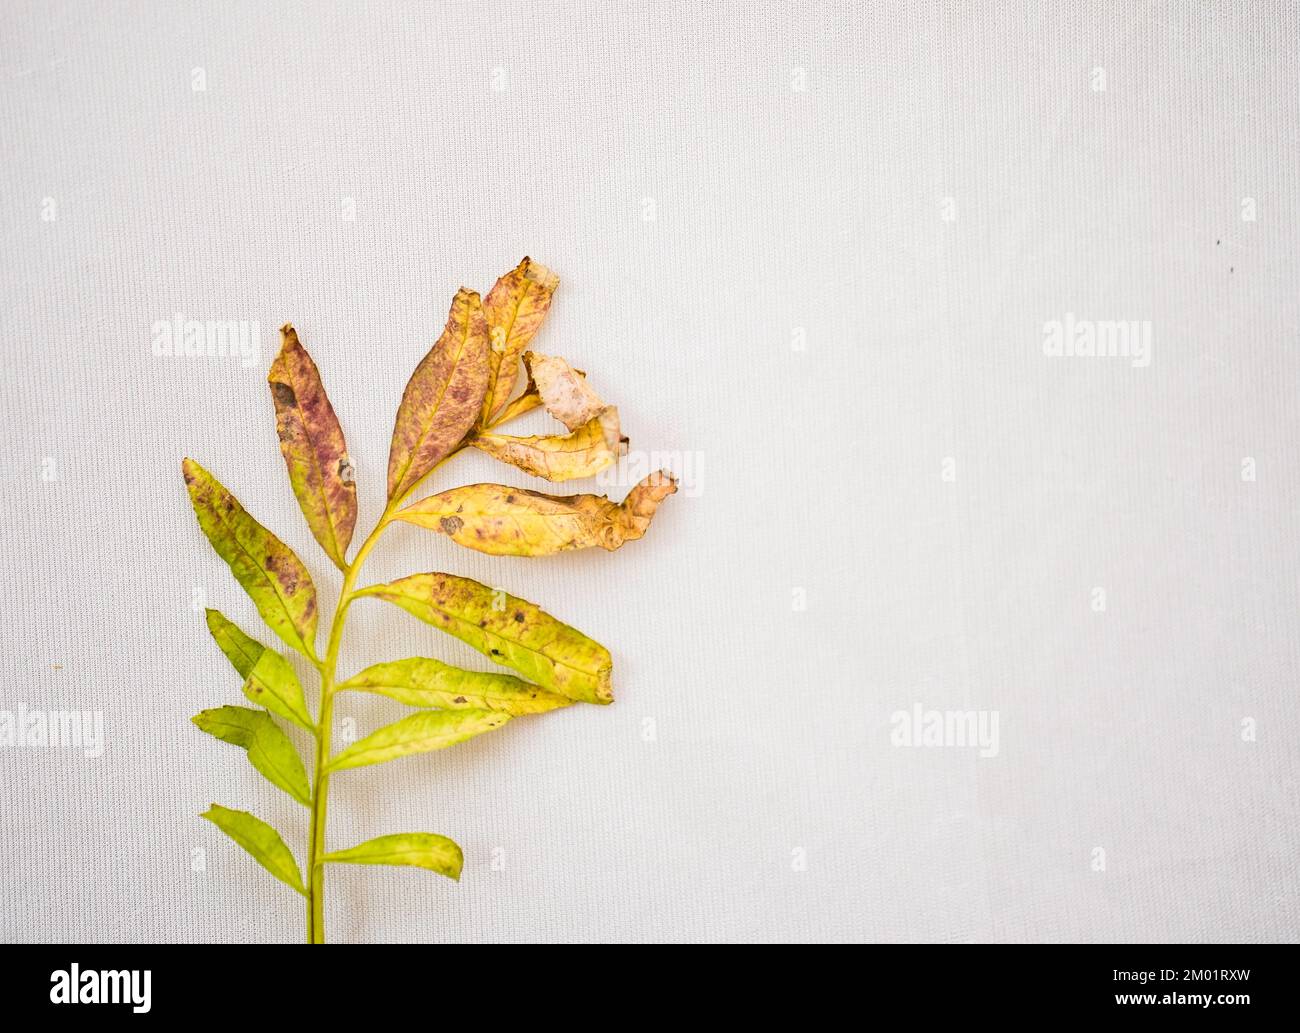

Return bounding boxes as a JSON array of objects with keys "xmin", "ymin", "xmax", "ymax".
[{"xmin": 0, "ymin": 945, "xmax": 1290, "ymax": 1020}]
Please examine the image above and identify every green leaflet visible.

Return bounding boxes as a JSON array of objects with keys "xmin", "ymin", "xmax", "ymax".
[
  {"xmin": 182, "ymin": 458, "xmax": 319, "ymax": 661},
  {"xmin": 204, "ymin": 609, "xmax": 312, "ymax": 735},
  {"xmin": 200, "ymin": 804, "xmax": 306, "ymax": 895},
  {"xmin": 354, "ymin": 573, "xmax": 613, "ymax": 704},
  {"xmin": 204, "ymin": 608, "xmax": 265, "ymax": 680},
  {"xmin": 243, "ymin": 648, "xmax": 314, "ymax": 733},
  {"xmin": 322, "ymin": 833, "xmax": 463, "ymax": 881},
  {"xmin": 192, "ymin": 706, "xmax": 311, "ymax": 806},
  {"xmin": 326, "ymin": 709, "xmax": 511, "ymax": 772},
  {"xmin": 338, "ymin": 657, "xmax": 570, "ymax": 715}
]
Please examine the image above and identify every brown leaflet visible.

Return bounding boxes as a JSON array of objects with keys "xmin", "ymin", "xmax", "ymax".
[
  {"xmin": 393, "ymin": 470, "xmax": 677, "ymax": 557},
  {"xmin": 522, "ymin": 351, "xmax": 609, "ymax": 431},
  {"xmin": 471, "ymin": 408, "xmax": 627, "ymax": 482},
  {"xmin": 387, "ymin": 288, "xmax": 491, "ymax": 502},
  {"xmin": 481, "ymin": 258, "xmax": 559, "ymax": 424},
  {"xmin": 268, "ymin": 325, "xmax": 357, "ymax": 570},
  {"xmin": 488, "ymin": 359, "xmax": 597, "ymax": 430}
]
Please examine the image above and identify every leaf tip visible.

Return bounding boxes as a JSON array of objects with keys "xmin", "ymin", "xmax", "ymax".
[{"xmin": 274, "ymin": 323, "xmax": 303, "ymax": 364}]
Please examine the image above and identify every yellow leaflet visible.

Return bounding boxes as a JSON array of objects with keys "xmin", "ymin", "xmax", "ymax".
[
  {"xmin": 322, "ymin": 833, "xmax": 463, "ymax": 881},
  {"xmin": 472, "ymin": 408, "xmax": 626, "ymax": 481},
  {"xmin": 354, "ymin": 573, "xmax": 613, "ymax": 704},
  {"xmin": 339, "ymin": 658, "xmax": 570, "ymax": 714},
  {"xmin": 182, "ymin": 458, "xmax": 318, "ymax": 660},
  {"xmin": 481, "ymin": 258, "xmax": 559, "ymax": 424},
  {"xmin": 395, "ymin": 471, "xmax": 677, "ymax": 557},
  {"xmin": 326, "ymin": 709, "xmax": 512, "ymax": 772},
  {"xmin": 242, "ymin": 647, "xmax": 314, "ymax": 733}
]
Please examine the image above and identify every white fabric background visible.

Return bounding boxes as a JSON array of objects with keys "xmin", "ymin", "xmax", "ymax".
[{"xmin": 1, "ymin": 1, "xmax": 1297, "ymax": 943}]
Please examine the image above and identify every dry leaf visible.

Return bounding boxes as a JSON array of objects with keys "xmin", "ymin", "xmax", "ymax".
[
  {"xmin": 268, "ymin": 325, "xmax": 357, "ymax": 569},
  {"xmin": 490, "ymin": 380, "xmax": 542, "ymax": 426},
  {"xmin": 395, "ymin": 470, "xmax": 677, "ymax": 556},
  {"xmin": 387, "ymin": 288, "xmax": 490, "ymax": 501},
  {"xmin": 471, "ymin": 408, "xmax": 627, "ymax": 481},
  {"xmin": 481, "ymin": 258, "xmax": 558, "ymax": 423},
  {"xmin": 522, "ymin": 351, "xmax": 609, "ymax": 431}
]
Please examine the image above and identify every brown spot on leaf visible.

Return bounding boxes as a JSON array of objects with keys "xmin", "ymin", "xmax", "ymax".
[
  {"xmin": 513, "ymin": 611, "xmax": 524, "ymax": 623},
  {"xmin": 440, "ymin": 515, "xmax": 464, "ymax": 535},
  {"xmin": 271, "ymin": 381, "xmax": 297, "ymax": 408}
]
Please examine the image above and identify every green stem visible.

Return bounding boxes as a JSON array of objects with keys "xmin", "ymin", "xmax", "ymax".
[
  {"xmin": 302, "ymin": 434, "xmax": 488, "ymax": 943},
  {"xmin": 305, "ymin": 506, "xmax": 391, "ymax": 944}
]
